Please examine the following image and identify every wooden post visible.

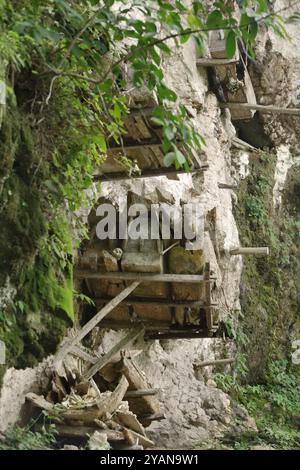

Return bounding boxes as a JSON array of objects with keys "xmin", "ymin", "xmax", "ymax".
[
  {"xmin": 230, "ymin": 247, "xmax": 269, "ymax": 256},
  {"xmin": 220, "ymin": 102, "xmax": 300, "ymax": 116},
  {"xmin": 54, "ymin": 281, "xmax": 140, "ymax": 365},
  {"xmin": 194, "ymin": 358, "xmax": 235, "ymax": 368},
  {"xmin": 218, "ymin": 182, "xmax": 237, "ymax": 189},
  {"xmin": 83, "ymin": 326, "xmax": 144, "ymax": 381}
]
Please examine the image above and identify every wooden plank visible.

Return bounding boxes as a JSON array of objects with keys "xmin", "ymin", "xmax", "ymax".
[
  {"xmin": 123, "ymin": 428, "xmax": 154, "ymax": 448},
  {"xmin": 125, "ymin": 388, "xmax": 159, "ymax": 398},
  {"xmin": 54, "ymin": 281, "xmax": 140, "ymax": 365},
  {"xmin": 70, "ymin": 346, "xmax": 98, "ymax": 364},
  {"xmin": 231, "ymin": 136, "xmax": 258, "ymax": 152},
  {"xmin": 204, "ymin": 262, "xmax": 213, "ymax": 332},
  {"xmin": 83, "ymin": 327, "xmax": 144, "ymax": 380},
  {"xmin": 76, "ymin": 271, "xmax": 213, "ymax": 283},
  {"xmin": 108, "ymin": 139, "xmax": 162, "ymax": 152},
  {"xmin": 25, "ymin": 393, "xmax": 54, "ymax": 412},
  {"xmin": 145, "ymin": 331, "xmax": 216, "ymax": 340},
  {"xmin": 220, "ymin": 102, "xmax": 300, "ymax": 116},
  {"xmin": 94, "ymin": 296, "xmax": 216, "ymax": 308},
  {"xmin": 197, "ymin": 58, "xmax": 239, "ymax": 66},
  {"xmin": 94, "ymin": 166, "xmax": 208, "ymax": 181}
]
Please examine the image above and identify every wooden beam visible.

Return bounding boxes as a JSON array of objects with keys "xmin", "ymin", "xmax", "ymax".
[
  {"xmin": 83, "ymin": 326, "xmax": 144, "ymax": 380},
  {"xmin": 36, "ymin": 424, "xmax": 124, "ymax": 442},
  {"xmin": 108, "ymin": 139, "xmax": 162, "ymax": 152},
  {"xmin": 194, "ymin": 358, "xmax": 235, "ymax": 368},
  {"xmin": 93, "ymin": 165, "xmax": 208, "ymax": 182},
  {"xmin": 231, "ymin": 136, "xmax": 258, "ymax": 152},
  {"xmin": 94, "ymin": 296, "xmax": 216, "ymax": 308},
  {"xmin": 70, "ymin": 346, "xmax": 98, "ymax": 364},
  {"xmin": 197, "ymin": 57, "xmax": 238, "ymax": 66},
  {"xmin": 220, "ymin": 102, "xmax": 300, "ymax": 116},
  {"xmin": 204, "ymin": 262, "xmax": 213, "ymax": 332},
  {"xmin": 125, "ymin": 388, "xmax": 159, "ymax": 398},
  {"xmin": 145, "ymin": 331, "xmax": 215, "ymax": 340},
  {"xmin": 76, "ymin": 271, "xmax": 215, "ymax": 283},
  {"xmin": 54, "ymin": 281, "xmax": 140, "ymax": 365},
  {"xmin": 230, "ymin": 247, "xmax": 269, "ymax": 255},
  {"xmin": 218, "ymin": 182, "xmax": 237, "ymax": 189}
]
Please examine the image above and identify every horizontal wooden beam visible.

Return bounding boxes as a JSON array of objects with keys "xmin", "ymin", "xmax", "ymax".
[
  {"xmin": 125, "ymin": 388, "xmax": 159, "ymax": 398},
  {"xmin": 93, "ymin": 165, "xmax": 208, "ymax": 181},
  {"xmin": 107, "ymin": 139, "xmax": 162, "ymax": 152},
  {"xmin": 220, "ymin": 102, "xmax": 300, "ymax": 116},
  {"xmin": 77, "ymin": 271, "xmax": 214, "ymax": 283},
  {"xmin": 194, "ymin": 358, "xmax": 235, "ymax": 368},
  {"xmin": 94, "ymin": 296, "xmax": 217, "ymax": 308},
  {"xmin": 197, "ymin": 57, "xmax": 238, "ymax": 67},
  {"xmin": 230, "ymin": 247, "xmax": 269, "ymax": 255},
  {"xmin": 145, "ymin": 331, "xmax": 217, "ymax": 340},
  {"xmin": 218, "ymin": 182, "xmax": 237, "ymax": 189}
]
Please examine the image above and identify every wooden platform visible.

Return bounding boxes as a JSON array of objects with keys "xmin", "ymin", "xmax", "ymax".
[{"xmin": 93, "ymin": 106, "xmax": 206, "ymax": 180}]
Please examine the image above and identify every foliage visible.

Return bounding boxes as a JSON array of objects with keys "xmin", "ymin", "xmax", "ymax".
[
  {"xmin": 0, "ymin": 1, "xmax": 297, "ymax": 366},
  {"xmin": 216, "ymin": 361, "xmax": 300, "ymax": 449},
  {"xmin": 0, "ymin": 423, "xmax": 57, "ymax": 450}
]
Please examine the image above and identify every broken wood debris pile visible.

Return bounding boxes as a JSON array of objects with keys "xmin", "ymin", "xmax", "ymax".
[{"xmin": 25, "ymin": 351, "xmax": 162, "ymax": 450}]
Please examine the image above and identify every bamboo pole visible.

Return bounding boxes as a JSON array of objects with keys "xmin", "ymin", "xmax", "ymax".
[
  {"xmin": 220, "ymin": 102, "xmax": 300, "ymax": 116},
  {"xmin": 230, "ymin": 247, "xmax": 269, "ymax": 255},
  {"xmin": 76, "ymin": 271, "xmax": 215, "ymax": 283}
]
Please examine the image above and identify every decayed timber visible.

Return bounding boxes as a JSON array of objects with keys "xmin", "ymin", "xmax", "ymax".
[
  {"xmin": 77, "ymin": 271, "xmax": 214, "ymax": 283},
  {"xmin": 94, "ymin": 296, "xmax": 217, "ymax": 308},
  {"xmin": 125, "ymin": 388, "xmax": 159, "ymax": 398},
  {"xmin": 194, "ymin": 358, "xmax": 235, "ymax": 368},
  {"xmin": 54, "ymin": 281, "xmax": 140, "ymax": 365},
  {"xmin": 220, "ymin": 102, "xmax": 300, "ymax": 116},
  {"xmin": 70, "ymin": 346, "xmax": 98, "ymax": 364},
  {"xmin": 196, "ymin": 57, "xmax": 239, "ymax": 66},
  {"xmin": 218, "ymin": 182, "xmax": 237, "ymax": 189},
  {"xmin": 145, "ymin": 331, "xmax": 217, "ymax": 340},
  {"xmin": 121, "ymin": 357, "xmax": 160, "ymax": 416},
  {"xmin": 25, "ymin": 392, "xmax": 54, "ymax": 412},
  {"xmin": 93, "ymin": 165, "xmax": 208, "ymax": 181},
  {"xmin": 204, "ymin": 262, "xmax": 213, "ymax": 332},
  {"xmin": 231, "ymin": 136, "xmax": 258, "ymax": 152},
  {"xmin": 230, "ymin": 247, "xmax": 269, "ymax": 255},
  {"xmin": 83, "ymin": 327, "xmax": 144, "ymax": 380}
]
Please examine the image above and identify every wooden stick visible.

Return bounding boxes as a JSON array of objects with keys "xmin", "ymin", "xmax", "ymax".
[
  {"xmin": 76, "ymin": 271, "xmax": 215, "ymax": 283},
  {"xmin": 93, "ymin": 165, "xmax": 208, "ymax": 182},
  {"xmin": 125, "ymin": 388, "xmax": 159, "ymax": 398},
  {"xmin": 35, "ymin": 424, "xmax": 124, "ymax": 441},
  {"xmin": 231, "ymin": 136, "xmax": 258, "ymax": 152},
  {"xmin": 218, "ymin": 182, "xmax": 237, "ymax": 189},
  {"xmin": 194, "ymin": 358, "xmax": 235, "ymax": 368},
  {"xmin": 160, "ymin": 241, "xmax": 180, "ymax": 256},
  {"xmin": 145, "ymin": 331, "xmax": 217, "ymax": 340},
  {"xmin": 197, "ymin": 57, "xmax": 238, "ymax": 66},
  {"xmin": 220, "ymin": 102, "xmax": 300, "ymax": 116},
  {"xmin": 83, "ymin": 327, "xmax": 144, "ymax": 380},
  {"xmin": 54, "ymin": 281, "xmax": 140, "ymax": 365},
  {"xmin": 230, "ymin": 247, "xmax": 269, "ymax": 255},
  {"xmin": 70, "ymin": 346, "xmax": 98, "ymax": 364}
]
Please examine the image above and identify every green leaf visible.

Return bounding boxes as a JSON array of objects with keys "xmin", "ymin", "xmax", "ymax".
[
  {"xmin": 174, "ymin": 147, "xmax": 186, "ymax": 166},
  {"xmin": 225, "ymin": 30, "xmax": 236, "ymax": 59},
  {"xmin": 157, "ymin": 84, "xmax": 177, "ymax": 102},
  {"xmin": 163, "ymin": 152, "xmax": 176, "ymax": 167},
  {"xmin": 206, "ymin": 10, "xmax": 224, "ymax": 29}
]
